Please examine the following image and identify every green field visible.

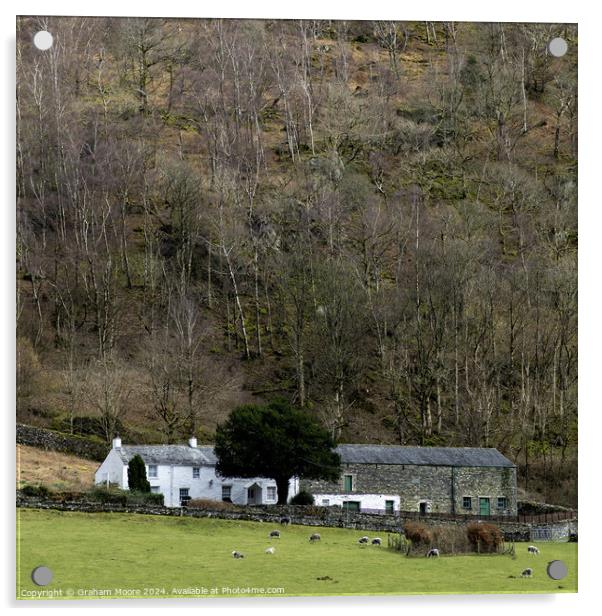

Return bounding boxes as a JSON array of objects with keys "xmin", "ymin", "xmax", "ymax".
[{"xmin": 17, "ymin": 509, "xmax": 577, "ymax": 599}]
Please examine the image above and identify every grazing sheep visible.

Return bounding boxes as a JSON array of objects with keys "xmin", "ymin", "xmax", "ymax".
[
  {"xmin": 309, "ymin": 533, "xmax": 321, "ymax": 542},
  {"xmin": 521, "ymin": 568, "xmax": 533, "ymax": 578},
  {"xmin": 232, "ymin": 551, "xmax": 245, "ymax": 559},
  {"xmin": 358, "ymin": 536, "xmax": 369, "ymax": 544},
  {"xmin": 280, "ymin": 517, "xmax": 291, "ymax": 526},
  {"xmin": 527, "ymin": 545, "xmax": 540, "ymax": 555},
  {"xmin": 269, "ymin": 530, "xmax": 281, "ymax": 539},
  {"xmin": 371, "ymin": 537, "xmax": 382, "ymax": 546},
  {"xmin": 426, "ymin": 548, "xmax": 440, "ymax": 558},
  {"xmin": 265, "ymin": 547, "xmax": 275, "ymax": 554}
]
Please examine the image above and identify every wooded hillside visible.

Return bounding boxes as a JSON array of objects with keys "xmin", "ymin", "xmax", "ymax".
[{"xmin": 16, "ymin": 18, "xmax": 577, "ymax": 505}]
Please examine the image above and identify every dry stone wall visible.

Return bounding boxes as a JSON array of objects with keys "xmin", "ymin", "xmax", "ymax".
[
  {"xmin": 17, "ymin": 423, "xmax": 108, "ymax": 461},
  {"xmin": 16, "ymin": 492, "xmax": 574, "ymax": 541}
]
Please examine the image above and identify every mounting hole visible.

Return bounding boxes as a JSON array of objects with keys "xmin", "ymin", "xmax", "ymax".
[
  {"xmin": 547, "ymin": 560, "xmax": 568, "ymax": 580},
  {"xmin": 31, "ymin": 566, "xmax": 53, "ymax": 586},
  {"xmin": 33, "ymin": 31, "xmax": 53, "ymax": 51},
  {"xmin": 548, "ymin": 37, "xmax": 568, "ymax": 58}
]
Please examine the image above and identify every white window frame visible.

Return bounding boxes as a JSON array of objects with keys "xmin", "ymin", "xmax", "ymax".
[
  {"xmin": 266, "ymin": 486, "xmax": 276, "ymax": 501},
  {"xmin": 222, "ymin": 485, "xmax": 232, "ymax": 501},
  {"xmin": 192, "ymin": 467, "xmax": 200, "ymax": 479},
  {"xmin": 150, "ymin": 486, "xmax": 160, "ymax": 494},
  {"xmin": 148, "ymin": 465, "xmax": 158, "ymax": 478},
  {"xmin": 179, "ymin": 488, "xmax": 190, "ymax": 506}
]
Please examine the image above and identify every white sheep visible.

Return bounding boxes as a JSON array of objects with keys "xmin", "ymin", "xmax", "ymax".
[
  {"xmin": 527, "ymin": 545, "xmax": 540, "ymax": 555},
  {"xmin": 371, "ymin": 537, "xmax": 382, "ymax": 546},
  {"xmin": 521, "ymin": 567, "xmax": 533, "ymax": 577},
  {"xmin": 265, "ymin": 547, "xmax": 275, "ymax": 554},
  {"xmin": 426, "ymin": 548, "xmax": 440, "ymax": 558},
  {"xmin": 358, "ymin": 536, "xmax": 369, "ymax": 544},
  {"xmin": 232, "ymin": 551, "xmax": 245, "ymax": 559}
]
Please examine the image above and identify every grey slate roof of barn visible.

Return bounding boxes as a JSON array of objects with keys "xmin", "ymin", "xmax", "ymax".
[
  {"xmin": 335, "ymin": 444, "xmax": 515, "ymax": 468},
  {"xmin": 117, "ymin": 445, "xmax": 217, "ymax": 466},
  {"xmin": 115, "ymin": 443, "xmax": 513, "ymax": 468}
]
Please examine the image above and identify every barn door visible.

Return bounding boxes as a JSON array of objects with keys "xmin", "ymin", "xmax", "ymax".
[
  {"xmin": 343, "ymin": 501, "xmax": 360, "ymax": 512},
  {"xmin": 479, "ymin": 497, "xmax": 490, "ymax": 517}
]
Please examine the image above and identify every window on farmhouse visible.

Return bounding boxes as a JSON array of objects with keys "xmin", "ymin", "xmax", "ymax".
[
  {"xmin": 222, "ymin": 485, "xmax": 232, "ymax": 502},
  {"xmin": 497, "ymin": 497, "xmax": 507, "ymax": 510},
  {"xmin": 267, "ymin": 486, "xmax": 276, "ymax": 501},
  {"xmin": 385, "ymin": 500, "xmax": 395, "ymax": 514},
  {"xmin": 192, "ymin": 467, "xmax": 200, "ymax": 479},
  {"xmin": 148, "ymin": 465, "xmax": 158, "ymax": 478},
  {"xmin": 463, "ymin": 496, "xmax": 472, "ymax": 509},
  {"xmin": 343, "ymin": 475, "xmax": 354, "ymax": 491},
  {"xmin": 179, "ymin": 488, "xmax": 190, "ymax": 506},
  {"xmin": 322, "ymin": 499, "xmax": 330, "ymax": 506},
  {"xmin": 150, "ymin": 486, "xmax": 160, "ymax": 494}
]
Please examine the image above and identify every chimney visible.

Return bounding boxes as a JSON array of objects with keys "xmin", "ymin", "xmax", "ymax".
[
  {"xmin": 112, "ymin": 436, "xmax": 122, "ymax": 449},
  {"xmin": 188, "ymin": 437, "xmax": 198, "ymax": 448}
]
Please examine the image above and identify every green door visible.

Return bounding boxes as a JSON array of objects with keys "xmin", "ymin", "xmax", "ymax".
[
  {"xmin": 385, "ymin": 500, "xmax": 394, "ymax": 514},
  {"xmin": 343, "ymin": 475, "xmax": 353, "ymax": 491},
  {"xmin": 479, "ymin": 497, "xmax": 490, "ymax": 517},
  {"xmin": 343, "ymin": 501, "xmax": 360, "ymax": 512}
]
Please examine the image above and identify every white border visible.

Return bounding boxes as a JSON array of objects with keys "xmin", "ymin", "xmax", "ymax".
[{"xmin": 2, "ymin": 2, "xmax": 600, "ymax": 615}]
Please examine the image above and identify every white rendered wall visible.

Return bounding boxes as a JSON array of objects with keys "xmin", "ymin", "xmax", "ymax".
[
  {"xmin": 94, "ymin": 449, "xmax": 128, "ymax": 487},
  {"xmin": 95, "ymin": 450, "xmax": 300, "ymax": 507},
  {"xmin": 312, "ymin": 493, "xmax": 401, "ymax": 512},
  {"xmin": 145, "ymin": 464, "xmax": 280, "ymax": 507}
]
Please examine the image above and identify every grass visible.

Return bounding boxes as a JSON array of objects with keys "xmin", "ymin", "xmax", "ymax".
[
  {"xmin": 17, "ymin": 445, "xmax": 97, "ymax": 492},
  {"xmin": 17, "ymin": 509, "xmax": 577, "ymax": 600}
]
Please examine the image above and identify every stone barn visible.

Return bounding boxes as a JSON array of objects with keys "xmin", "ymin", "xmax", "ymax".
[{"xmin": 300, "ymin": 444, "xmax": 517, "ymax": 517}]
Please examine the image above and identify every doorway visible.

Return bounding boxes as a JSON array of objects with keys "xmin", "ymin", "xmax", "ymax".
[
  {"xmin": 343, "ymin": 501, "xmax": 361, "ymax": 512},
  {"xmin": 479, "ymin": 497, "xmax": 490, "ymax": 517}
]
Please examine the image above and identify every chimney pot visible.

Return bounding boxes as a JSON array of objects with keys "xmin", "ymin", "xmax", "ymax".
[
  {"xmin": 112, "ymin": 436, "xmax": 122, "ymax": 449},
  {"xmin": 189, "ymin": 437, "xmax": 197, "ymax": 448}
]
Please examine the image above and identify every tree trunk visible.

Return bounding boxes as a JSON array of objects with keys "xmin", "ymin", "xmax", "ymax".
[{"xmin": 275, "ymin": 476, "xmax": 290, "ymax": 505}]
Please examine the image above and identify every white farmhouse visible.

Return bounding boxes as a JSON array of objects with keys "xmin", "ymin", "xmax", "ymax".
[{"xmin": 95, "ymin": 437, "xmax": 299, "ymax": 507}]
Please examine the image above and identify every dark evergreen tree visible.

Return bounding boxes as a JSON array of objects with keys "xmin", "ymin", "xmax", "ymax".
[
  {"xmin": 127, "ymin": 454, "xmax": 151, "ymax": 492},
  {"xmin": 215, "ymin": 399, "xmax": 341, "ymax": 504}
]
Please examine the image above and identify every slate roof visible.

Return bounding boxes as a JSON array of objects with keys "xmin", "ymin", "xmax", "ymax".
[
  {"xmin": 335, "ymin": 444, "xmax": 515, "ymax": 468},
  {"xmin": 117, "ymin": 445, "xmax": 217, "ymax": 466},
  {"xmin": 114, "ymin": 443, "xmax": 514, "ymax": 468}
]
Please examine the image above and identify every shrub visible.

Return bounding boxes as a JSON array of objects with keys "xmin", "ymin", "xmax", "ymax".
[
  {"xmin": 127, "ymin": 454, "xmax": 150, "ymax": 493},
  {"xmin": 431, "ymin": 525, "xmax": 471, "ymax": 555},
  {"xmin": 52, "ymin": 490, "xmax": 86, "ymax": 502},
  {"xmin": 188, "ymin": 498, "xmax": 238, "ymax": 511},
  {"xmin": 89, "ymin": 486, "xmax": 127, "ymax": 505},
  {"xmin": 403, "ymin": 521, "xmax": 432, "ymax": 546},
  {"xmin": 466, "ymin": 522, "xmax": 504, "ymax": 553},
  {"xmin": 126, "ymin": 490, "xmax": 164, "ymax": 506},
  {"xmin": 290, "ymin": 490, "xmax": 314, "ymax": 505},
  {"xmin": 20, "ymin": 484, "xmax": 51, "ymax": 499},
  {"xmin": 144, "ymin": 492, "xmax": 164, "ymax": 506},
  {"xmin": 302, "ymin": 505, "xmax": 326, "ymax": 517}
]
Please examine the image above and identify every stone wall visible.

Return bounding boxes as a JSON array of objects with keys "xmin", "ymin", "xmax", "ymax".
[
  {"xmin": 16, "ymin": 492, "xmax": 572, "ymax": 540},
  {"xmin": 301, "ymin": 463, "xmax": 518, "ymax": 516},
  {"xmin": 17, "ymin": 423, "xmax": 108, "ymax": 462}
]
